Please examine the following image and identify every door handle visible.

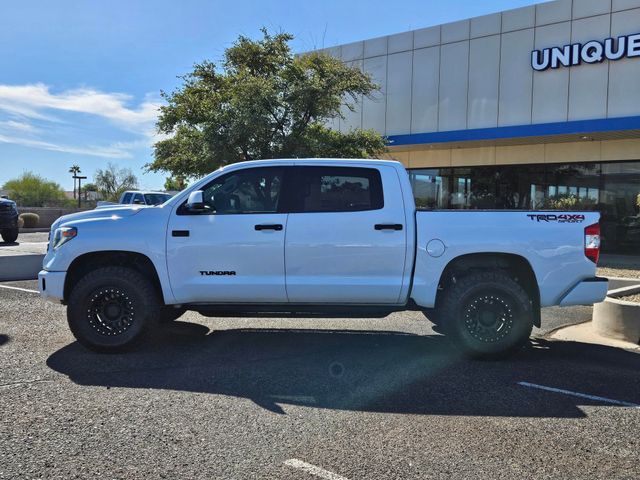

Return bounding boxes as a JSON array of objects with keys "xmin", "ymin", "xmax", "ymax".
[
  {"xmin": 374, "ymin": 224, "xmax": 403, "ymax": 231},
  {"xmin": 255, "ymin": 224, "xmax": 283, "ymax": 231},
  {"xmin": 172, "ymin": 230, "xmax": 190, "ymax": 237}
]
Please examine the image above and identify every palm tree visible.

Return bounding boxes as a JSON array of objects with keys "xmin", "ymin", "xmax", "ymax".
[{"xmin": 68, "ymin": 165, "xmax": 81, "ymax": 199}]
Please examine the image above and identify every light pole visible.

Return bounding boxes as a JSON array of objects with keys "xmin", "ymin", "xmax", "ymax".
[{"xmin": 73, "ymin": 175, "xmax": 87, "ymax": 208}]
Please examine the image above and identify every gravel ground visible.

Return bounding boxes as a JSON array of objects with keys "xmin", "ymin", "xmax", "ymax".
[
  {"xmin": 1, "ymin": 280, "xmax": 639, "ymax": 479},
  {"xmin": 619, "ymin": 293, "xmax": 640, "ymax": 303},
  {"xmin": 598, "ymin": 267, "xmax": 640, "ymax": 279}
]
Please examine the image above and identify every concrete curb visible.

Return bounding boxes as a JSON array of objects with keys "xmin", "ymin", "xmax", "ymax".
[
  {"xmin": 593, "ymin": 283, "xmax": 640, "ymax": 344},
  {"xmin": 549, "ymin": 276, "xmax": 640, "ymax": 349},
  {"xmin": 0, "ymin": 254, "xmax": 44, "ymax": 281}
]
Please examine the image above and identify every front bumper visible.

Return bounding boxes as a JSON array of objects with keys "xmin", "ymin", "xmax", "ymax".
[
  {"xmin": 559, "ymin": 277, "xmax": 609, "ymax": 307},
  {"xmin": 38, "ymin": 270, "xmax": 66, "ymax": 303}
]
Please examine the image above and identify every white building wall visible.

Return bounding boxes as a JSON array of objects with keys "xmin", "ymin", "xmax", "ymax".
[{"xmin": 318, "ymin": 0, "xmax": 640, "ymax": 137}]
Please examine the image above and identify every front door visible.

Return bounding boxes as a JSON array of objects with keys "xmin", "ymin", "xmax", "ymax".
[{"xmin": 166, "ymin": 166, "xmax": 288, "ymax": 304}]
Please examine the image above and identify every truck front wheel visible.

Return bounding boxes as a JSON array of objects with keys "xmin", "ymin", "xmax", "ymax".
[
  {"xmin": 67, "ymin": 266, "xmax": 160, "ymax": 353},
  {"xmin": 439, "ymin": 270, "xmax": 534, "ymax": 358}
]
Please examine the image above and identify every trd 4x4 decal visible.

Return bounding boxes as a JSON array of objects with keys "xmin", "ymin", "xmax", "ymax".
[{"xmin": 527, "ymin": 214, "xmax": 585, "ymax": 223}]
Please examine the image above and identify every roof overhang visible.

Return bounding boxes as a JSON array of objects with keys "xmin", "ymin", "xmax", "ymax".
[{"xmin": 387, "ymin": 115, "xmax": 640, "ymax": 150}]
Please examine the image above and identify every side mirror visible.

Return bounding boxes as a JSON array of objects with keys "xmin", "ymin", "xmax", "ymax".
[
  {"xmin": 186, "ymin": 190, "xmax": 205, "ymax": 211},
  {"xmin": 132, "ymin": 199, "xmax": 145, "ymax": 205}
]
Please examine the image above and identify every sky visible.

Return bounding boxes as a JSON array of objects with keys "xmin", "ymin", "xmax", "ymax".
[{"xmin": 0, "ymin": 0, "xmax": 542, "ymax": 191}]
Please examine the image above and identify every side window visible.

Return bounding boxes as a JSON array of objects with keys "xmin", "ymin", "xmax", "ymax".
[
  {"xmin": 132, "ymin": 193, "xmax": 145, "ymax": 204},
  {"xmin": 121, "ymin": 192, "xmax": 133, "ymax": 204},
  {"xmin": 296, "ymin": 167, "xmax": 383, "ymax": 213},
  {"xmin": 190, "ymin": 167, "xmax": 284, "ymax": 214}
]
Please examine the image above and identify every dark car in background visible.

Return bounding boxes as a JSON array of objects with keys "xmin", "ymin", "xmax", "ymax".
[{"xmin": 0, "ymin": 195, "xmax": 19, "ymax": 243}]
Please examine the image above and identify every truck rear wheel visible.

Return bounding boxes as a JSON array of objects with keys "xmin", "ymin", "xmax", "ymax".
[
  {"xmin": 67, "ymin": 266, "xmax": 159, "ymax": 353},
  {"xmin": 439, "ymin": 270, "xmax": 533, "ymax": 358},
  {"xmin": 1, "ymin": 228, "xmax": 18, "ymax": 243}
]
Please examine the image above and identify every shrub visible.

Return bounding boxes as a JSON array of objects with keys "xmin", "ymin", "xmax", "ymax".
[
  {"xmin": 542, "ymin": 194, "xmax": 597, "ymax": 210},
  {"xmin": 19, "ymin": 213, "xmax": 39, "ymax": 228},
  {"xmin": 2, "ymin": 172, "xmax": 66, "ymax": 207},
  {"xmin": 17, "ymin": 217, "xmax": 24, "ymax": 229}
]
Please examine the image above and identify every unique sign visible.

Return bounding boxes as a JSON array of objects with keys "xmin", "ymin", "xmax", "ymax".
[{"xmin": 531, "ymin": 33, "xmax": 640, "ymax": 71}]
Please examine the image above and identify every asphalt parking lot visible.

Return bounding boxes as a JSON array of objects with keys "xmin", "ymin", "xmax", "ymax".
[{"xmin": 0, "ymin": 276, "xmax": 638, "ymax": 480}]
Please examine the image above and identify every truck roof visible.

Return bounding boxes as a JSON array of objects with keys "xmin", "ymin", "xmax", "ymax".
[
  {"xmin": 217, "ymin": 158, "xmax": 404, "ymax": 171},
  {"xmin": 122, "ymin": 190, "xmax": 171, "ymax": 195}
]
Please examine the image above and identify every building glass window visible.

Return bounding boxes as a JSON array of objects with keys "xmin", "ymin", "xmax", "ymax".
[
  {"xmin": 408, "ymin": 160, "xmax": 640, "ymax": 253},
  {"xmin": 600, "ymin": 161, "xmax": 640, "ymax": 251}
]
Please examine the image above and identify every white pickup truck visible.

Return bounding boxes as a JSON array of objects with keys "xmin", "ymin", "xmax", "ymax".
[{"xmin": 38, "ymin": 159, "xmax": 608, "ymax": 357}]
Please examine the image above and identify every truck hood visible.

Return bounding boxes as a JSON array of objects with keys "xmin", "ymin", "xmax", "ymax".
[{"xmin": 55, "ymin": 205, "xmax": 146, "ymax": 227}]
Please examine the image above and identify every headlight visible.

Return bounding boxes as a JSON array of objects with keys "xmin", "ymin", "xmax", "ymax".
[{"xmin": 51, "ymin": 226, "xmax": 77, "ymax": 250}]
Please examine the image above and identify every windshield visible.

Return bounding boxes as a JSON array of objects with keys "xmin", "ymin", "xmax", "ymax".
[{"xmin": 143, "ymin": 193, "xmax": 173, "ymax": 205}]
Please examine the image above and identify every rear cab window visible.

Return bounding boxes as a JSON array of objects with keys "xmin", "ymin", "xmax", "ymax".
[
  {"xmin": 292, "ymin": 166, "xmax": 384, "ymax": 213},
  {"xmin": 121, "ymin": 192, "xmax": 133, "ymax": 204}
]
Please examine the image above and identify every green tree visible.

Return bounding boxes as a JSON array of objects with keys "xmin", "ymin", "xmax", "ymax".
[
  {"xmin": 164, "ymin": 176, "xmax": 188, "ymax": 191},
  {"xmin": 148, "ymin": 29, "xmax": 387, "ymax": 178},
  {"xmin": 2, "ymin": 172, "xmax": 67, "ymax": 207},
  {"xmin": 94, "ymin": 163, "xmax": 138, "ymax": 201}
]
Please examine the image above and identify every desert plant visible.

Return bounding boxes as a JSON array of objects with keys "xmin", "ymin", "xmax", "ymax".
[
  {"xmin": 17, "ymin": 217, "xmax": 24, "ymax": 229},
  {"xmin": 19, "ymin": 212, "xmax": 39, "ymax": 228},
  {"xmin": 543, "ymin": 194, "xmax": 597, "ymax": 210}
]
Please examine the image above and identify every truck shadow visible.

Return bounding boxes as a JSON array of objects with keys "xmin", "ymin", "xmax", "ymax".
[{"xmin": 47, "ymin": 322, "xmax": 640, "ymax": 418}]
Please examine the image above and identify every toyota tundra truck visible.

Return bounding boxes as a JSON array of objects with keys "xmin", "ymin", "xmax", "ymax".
[{"xmin": 38, "ymin": 159, "xmax": 608, "ymax": 357}]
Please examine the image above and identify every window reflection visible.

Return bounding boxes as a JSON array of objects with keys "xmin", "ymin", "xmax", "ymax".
[{"xmin": 408, "ymin": 160, "xmax": 640, "ymax": 253}]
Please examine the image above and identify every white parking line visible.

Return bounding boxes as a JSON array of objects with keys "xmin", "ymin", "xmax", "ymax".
[
  {"xmin": 284, "ymin": 459, "xmax": 350, "ymax": 480},
  {"xmin": 0, "ymin": 285, "xmax": 39, "ymax": 294},
  {"xmin": 518, "ymin": 381, "xmax": 640, "ymax": 408}
]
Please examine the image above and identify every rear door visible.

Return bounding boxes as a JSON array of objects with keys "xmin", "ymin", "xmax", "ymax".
[{"xmin": 285, "ymin": 165, "xmax": 407, "ymax": 304}]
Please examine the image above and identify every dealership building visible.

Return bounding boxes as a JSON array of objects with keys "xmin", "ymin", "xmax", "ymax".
[{"xmin": 318, "ymin": 0, "xmax": 640, "ymax": 252}]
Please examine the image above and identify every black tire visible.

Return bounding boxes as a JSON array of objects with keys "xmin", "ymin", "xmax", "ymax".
[
  {"xmin": 421, "ymin": 308, "xmax": 440, "ymax": 325},
  {"xmin": 67, "ymin": 266, "xmax": 160, "ymax": 353},
  {"xmin": 1, "ymin": 228, "xmax": 18, "ymax": 243},
  {"xmin": 158, "ymin": 306, "xmax": 186, "ymax": 323},
  {"xmin": 439, "ymin": 270, "xmax": 534, "ymax": 359}
]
